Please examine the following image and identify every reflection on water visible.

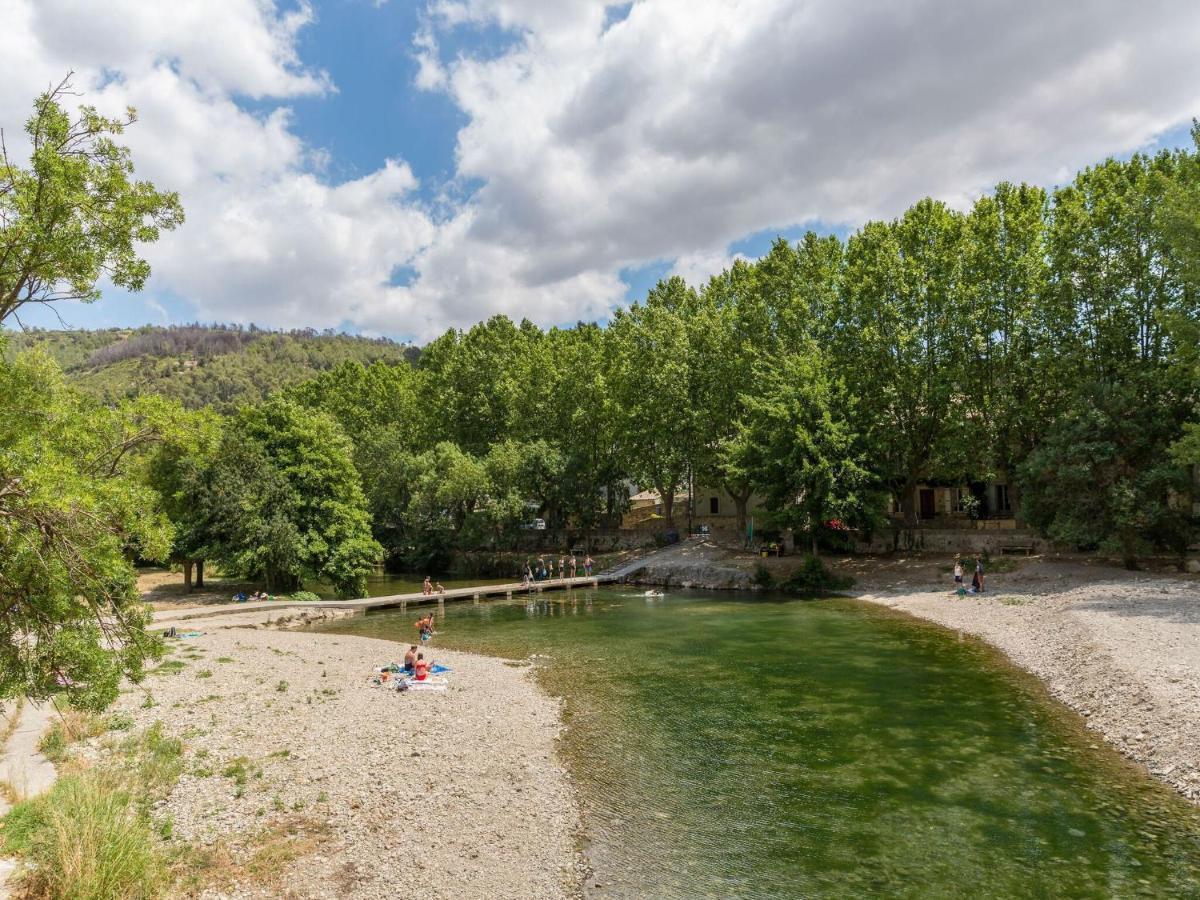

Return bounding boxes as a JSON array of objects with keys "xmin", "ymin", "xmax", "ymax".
[{"xmin": 317, "ymin": 588, "xmax": 1200, "ymax": 898}]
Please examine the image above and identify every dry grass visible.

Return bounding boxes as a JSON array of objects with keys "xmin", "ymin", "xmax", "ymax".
[
  {"xmin": 38, "ymin": 707, "xmax": 108, "ymax": 765},
  {"xmin": 172, "ymin": 816, "xmax": 331, "ymax": 895},
  {"xmin": 3, "ymin": 724, "xmax": 183, "ymax": 900}
]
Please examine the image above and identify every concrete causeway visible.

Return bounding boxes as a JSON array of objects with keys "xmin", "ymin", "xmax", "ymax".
[{"xmin": 150, "ymin": 574, "xmax": 612, "ymax": 625}]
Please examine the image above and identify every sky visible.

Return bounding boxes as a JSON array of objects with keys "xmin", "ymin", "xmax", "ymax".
[{"xmin": 3, "ymin": 0, "xmax": 1200, "ymax": 342}]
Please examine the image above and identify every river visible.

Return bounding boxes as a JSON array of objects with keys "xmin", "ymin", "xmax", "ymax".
[{"xmin": 315, "ymin": 585, "xmax": 1200, "ymax": 897}]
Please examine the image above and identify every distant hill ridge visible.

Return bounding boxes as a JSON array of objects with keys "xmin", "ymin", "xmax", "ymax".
[{"xmin": 4, "ymin": 324, "xmax": 417, "ymax": 411}]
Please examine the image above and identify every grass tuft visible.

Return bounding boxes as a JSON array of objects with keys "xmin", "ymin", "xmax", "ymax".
[{"xmin": 3, "ymin": 722, "xmax": 183, "ymax": 900}]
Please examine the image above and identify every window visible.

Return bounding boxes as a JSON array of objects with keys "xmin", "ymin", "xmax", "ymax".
[
  {"xmin": 709, "ymin": 496, "xmax": 719, "ymax": 515},
  {"xmin": 996, "ymin": 484, "xmax": 1012, "ymax": 513}
]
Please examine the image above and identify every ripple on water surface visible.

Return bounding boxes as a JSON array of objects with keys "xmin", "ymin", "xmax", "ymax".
[{"xmin": 317, "ymin": 589, "xmax": 1200, "ymax": 898}]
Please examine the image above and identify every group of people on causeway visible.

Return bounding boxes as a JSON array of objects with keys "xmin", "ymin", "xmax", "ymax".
[
  {"xmin": 422, "ymin": 576, "xmax": 446, "ymax": 595},
  {"xmin": 952, "ymin": 554, "xmax": 986, "ymax": 596},
  {"xmin": 522, "ymin": 554, "xmax": 592, "ymax": 585}
]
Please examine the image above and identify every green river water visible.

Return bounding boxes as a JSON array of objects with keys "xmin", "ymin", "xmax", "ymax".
[{"xmin": 316, "ymin": 586, "xmax": 1200, "ymax": 898}]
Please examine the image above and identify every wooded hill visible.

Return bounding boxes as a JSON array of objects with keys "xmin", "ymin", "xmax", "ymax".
[{"xmin": 4, "ymin": 324, "xmax": 416, "ymax": 411}]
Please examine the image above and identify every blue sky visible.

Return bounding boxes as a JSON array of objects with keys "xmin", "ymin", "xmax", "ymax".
[{"xmin": 7, "ymin": 0, "xmax": 1200, "ymax": 340}]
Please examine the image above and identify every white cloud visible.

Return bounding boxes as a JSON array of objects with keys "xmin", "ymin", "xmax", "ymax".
[
  {"xmin": 1, "ymin": 0, "xmax": 435, "ymax": 334},
  {"xmin": 402, "ymin": 0, "xmax": 1200, "ymax": 335},
  {"xmin": 4, "ymin": 0, "xmax": 1200, "ymax": 340}
]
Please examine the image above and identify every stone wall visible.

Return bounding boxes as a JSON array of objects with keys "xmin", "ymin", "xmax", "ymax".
[{"xmin": 856, "ymin": 527, "xmax": 1049, "ymax": 555}]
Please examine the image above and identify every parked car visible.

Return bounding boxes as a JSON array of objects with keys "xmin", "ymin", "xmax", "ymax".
[{"xmin": 521, "ymin": 518, "xmax": 547, "ymax": 530}]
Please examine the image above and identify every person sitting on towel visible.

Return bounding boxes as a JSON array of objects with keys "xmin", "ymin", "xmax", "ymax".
[
  {"xmin": 414, "ymin": 653, "xmax": 431, "ymax": 681},
  {"xmin": 404, "ymin": 645, "xmax": 418, "ymax": 674}
]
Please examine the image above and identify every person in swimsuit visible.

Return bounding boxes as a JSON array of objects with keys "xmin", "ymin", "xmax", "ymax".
[
  {"xmin": 584, "ymin": 555, "xmax": 593, "ymax": 577},
  {"xmin": 953, "ymin": 555, "xmax": 963, "ymax": 590},
  {"xmin": 422, "ymin": 576, "xmax": 432, "ymax": 595},
  {"xmin": 569, "ymin": 555, "xmax": 577, "ymax": 578},
  {"xmin": 403, "ymin": 645, "xmax": 418, "ymax": 674},
  {"xmin": 974, "ymin": 557, "xmax": 985, "ymax": 593},
  {"xmin": 414, "ymin": 653, "xmax": 431, "ymax": 681},
  {"xmin": 435, "ymin": 582, "xmax": 445, "ymax": 594}
]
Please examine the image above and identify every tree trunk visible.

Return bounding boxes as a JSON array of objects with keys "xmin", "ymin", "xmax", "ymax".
[
  {"xmin": 194, "ymin": 559, "xmax": 205, "ymax": 589},
  {"xmin": 659, "ymin": 485, "xmax": 675, "ymax": 530},
  {"xmin": 725, "ymin": 482, "xmax": 753, "ymax": 538},
  {"xmin": 901, "ymin": 476, "xmax": 919, "ymax": 528},
  {"xmin": 182, "ymin": 560, "xmax": 194, "ymax": 591}
]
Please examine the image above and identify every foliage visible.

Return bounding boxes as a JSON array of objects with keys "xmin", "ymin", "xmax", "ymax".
[
  {"xmin": 752, "ymin": 563, "xmax": 775, "ymax": 590},
  {"xmin": 0, "ymin": 76, "xmax": 183, "ymax": 324},
  {"xmin": 8, "ymin": 325, "xmax": 415, "ymax": 413},
  {"xmin": 780, "ymin": 556, "xmax": 855, "ymax": 595},
  {"xmin": 608, "ymin": 277, "xmax": 702, "ymax": 529},
  {"xmin": 195, "ymin": 399, "xmax": 382, "ymax": 596},
  {"xmin": 0, "ymin": 347, "xmax": 179, "ymax": 710},
  {"xmin": 724, "ymin": 346, "xmax": 876, "ymax": 554},
  {"xmin": 1019, "ymin": 377, "xmax": 1192, "ymax": 565}
]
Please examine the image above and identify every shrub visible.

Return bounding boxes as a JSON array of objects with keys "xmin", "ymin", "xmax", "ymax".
[
  {"xmin": 289, "ymin": 591, "xmax": 321, "ymax": 603},
  {"xmin": 752, "ymin": 563, "xmax": 775, "ymax": 590},
  {"xmin": 780, "ymin": 556, "xmax": 855, "ymax": 595}
]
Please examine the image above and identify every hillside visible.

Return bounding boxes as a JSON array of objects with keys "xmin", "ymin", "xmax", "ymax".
[{"xmin": 3, "ymin": 325, "xmax": 417, "ymax": 411}]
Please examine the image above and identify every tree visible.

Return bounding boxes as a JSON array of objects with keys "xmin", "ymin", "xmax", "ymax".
[
  {"xmin": 1020, "ymin": 376, "xmax": 1191, "ymax": 565},
  {"xmin": 542, "ymin": 323, "xmax": 628, "ymax": 537},
  {"xmin": 145, "ymin": 408, "xmax": 222, "ymax": 590},
  {"xmin": 724, "ymin": 346, "xmax": 872, "ymax": 555},
  {"xmin": 419, "ymin": 315, "xmax": 542, "ymax": 454},
  {"xmin": 199, "ymin": 399, "xmax": 382, "ymax": 596},
  {"xmin": 698, "ymin": 235, "xmax": 843, "ymax": 535},
  {"xmin": 608, "ymin": 278, "xmax": 701, "ymax": 530},
  {"xmin": 961, "ymin": 182, "xmax": 1054, "ymax": 510},
  {"xmin": 833, "ymin": 200, "xmax": 971, "ymax": 525},
  {"xmin": 0, "ymin": 79, "xmax": 181, "ymax": 709},
  {"xmin": 0, "ymin": 348, "xmax": 176, "ymax": 710},
  {"xmin": 0, "ymin": 76, "xmax": 183, "ymax": 324}
]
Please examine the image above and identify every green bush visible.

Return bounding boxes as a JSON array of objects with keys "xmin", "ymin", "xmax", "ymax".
[
  {"xmin": 752, "ymin": 563, "xmax": 775, "ymax": 589},
  {"xmin": 289, "ymin": 591, "xmax": 321, "ymax": 602},
  {"xmin": 780, "ymin": 556, "xmax": 855, "ymax": 595}
]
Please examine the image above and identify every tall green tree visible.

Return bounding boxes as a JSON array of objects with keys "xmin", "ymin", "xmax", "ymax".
[
  {"xmin": 0, "ymin": 349, "xmax": 177, "ymax": 709},
  {"xmin": 698, "ymin": 235, "xmax": 843, "ymax": 535},
  {"xmin": 609, "ymin": 278, "xmax": 702, "ymax": 530},
  {"xmin": 961, "ymin": 182, "xmax": 1054, "ymax": 508},
  {"xmin": 0, "ymin": 76, "xmax": 183, "ymax": 324},
  {"xmin": 724, "ymin": 346, "xmax": 872, "ymax": 555},
  {"xmin": 834, "ymin": 200, "xmax": 971, "ymax": 524},
  {"xmin": 0, "ymin": 80, "xmax": 181, "ymax": 709},
  {"xmin": 543, "ymin": 323, "xmax": 628, "ymax": 535},
  {"xmin": 200, "ymin": 399, "xmax": 382, "ymax": 596},
  {"xmin": 145, "ymin": 408, "xmax": 222, "ymax": 589}
]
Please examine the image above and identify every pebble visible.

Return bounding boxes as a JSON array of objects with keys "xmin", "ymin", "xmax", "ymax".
[{"xmin": 110, "ymin": 621, "xmax": 582, "ymax": 898}]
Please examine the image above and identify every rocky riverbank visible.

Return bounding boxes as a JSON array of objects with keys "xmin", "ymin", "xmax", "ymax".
[
  {"xmin": 853, "ymin": 557, "xmax": 1200, "ymax": 804},
  {"xmin": 113, "ymin": 609, "xmax": 583, "ymax": 898}
]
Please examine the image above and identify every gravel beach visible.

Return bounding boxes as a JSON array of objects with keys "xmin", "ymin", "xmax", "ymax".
[
  {"xmin": 114, "ymin": 608, "xmax": 582, "ymax": 899},
  {"xmin": 852, "ymin": 557, "xmax": 1200, "ymax": 804}
]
